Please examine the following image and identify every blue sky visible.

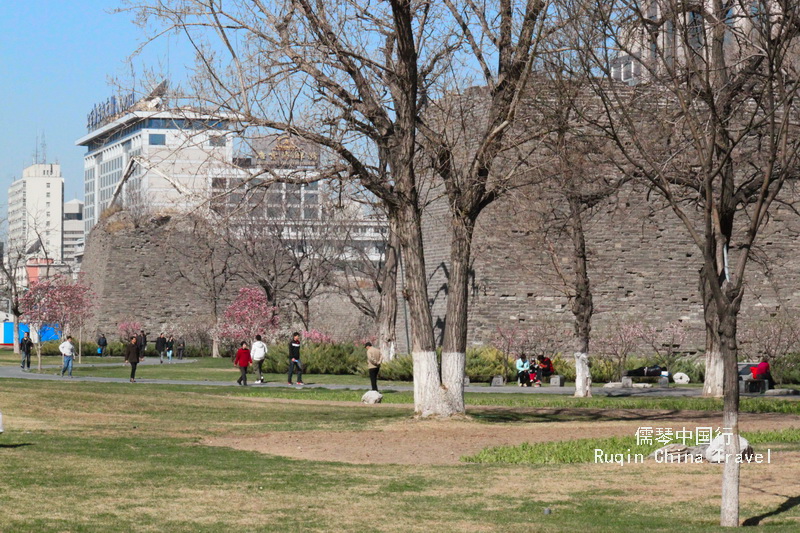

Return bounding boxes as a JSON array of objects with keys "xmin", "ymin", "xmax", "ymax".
[{"xmin": 0, "ymin": 0, "xmax": 192, "ymax": 213}]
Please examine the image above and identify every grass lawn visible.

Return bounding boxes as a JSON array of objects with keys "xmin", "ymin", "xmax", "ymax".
[{"xmin": 1, "ymin": 377, "xmax": 799, "ymax": 531}]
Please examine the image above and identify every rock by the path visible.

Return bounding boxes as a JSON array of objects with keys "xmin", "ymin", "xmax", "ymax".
[
  {"xmin": 603, "ymin": 382, "xmax": 623, "ymax": 388},
  {"xmin": 632, "ymin": 383, "xmax": 653, "ymax": 389},
  {"xmin": 673, "ymin": 372, "xmax": 690, "ymax": 385},
  {"xmin": 361, "ymin": 391, "xmax": 383, "ymax": 404},
  {"xmin": 705, "ymin": 435, "xmax": 754, "ymax": 463},
  {"xmin": 765, "ymin": 389, "xmax": 799, "ymax": 396}
]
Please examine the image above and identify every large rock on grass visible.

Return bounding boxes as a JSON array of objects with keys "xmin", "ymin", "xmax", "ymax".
[
  {"xmin": 705, "ymin": 435, "xmax": 754, "ymax": 463},
  {"xmin": 361, "ymin": 391, "xmax": 383, "ymax": 404}
]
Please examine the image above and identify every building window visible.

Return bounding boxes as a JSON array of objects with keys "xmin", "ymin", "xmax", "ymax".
[
  {"xmin": 46, "ymin": 192, "xmax": 51, "ymax": 198},
  {"xmin": 209, "ymin": 135, "xmax": 226, "ymax": 147},
  {"xmin": 46, "ymin": 182, "xmax": 51, "ymax": 188},
  {"xmin": 149, "ymin": 133, "xmax": 167, "ymax": 146}
]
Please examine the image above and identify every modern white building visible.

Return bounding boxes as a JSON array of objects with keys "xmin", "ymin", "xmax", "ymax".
[
  {"xmin": 6, "ymin": 163, "xmax": 65, "ymax": 263},
  {"xmin": 76, "ymin": 91, "xmax": 235, "ymax": 235}
]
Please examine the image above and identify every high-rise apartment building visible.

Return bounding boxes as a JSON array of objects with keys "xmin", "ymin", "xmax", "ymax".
[
  {"xmin": 6, "ymin": 163, "xmax": 65, "ymax": 263},
  {"xmin": 63, "ymin": 199, "xmax": 84, "ymax": 273}
]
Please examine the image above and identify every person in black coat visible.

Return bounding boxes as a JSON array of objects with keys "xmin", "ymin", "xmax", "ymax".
[
  {"xmin": 287, "ymin": 332, "xmax": 304, "ymax": 385},
  {"xmin": 137, "ymin": 330, "xmax": 147, "ymax": 359},
  {"xmin": 97, "ymin": 334, "xmax": 108, "ymax": 357},
  {"xmin": 20, "ymin": 332, "xmax": 34, "ymax": 370},
  {"xmin": 155, "ymin": 333, "xmax": 167, "ymax": 364},
  {"xmin": 124, "ymin": 336, "xmax": 140, "ymax": 382}
]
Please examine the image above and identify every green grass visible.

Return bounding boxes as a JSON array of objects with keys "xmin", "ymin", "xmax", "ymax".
[
  {"xmin": 462, "ymin": 428, "xmax": 800, "ymax": 465},
  {"xmin": 1, "ymin": 379, "xmax": 799, "ymax": 531}
]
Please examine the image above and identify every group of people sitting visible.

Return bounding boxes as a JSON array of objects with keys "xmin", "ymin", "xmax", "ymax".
[{"xmin": 516, "ymin": 354, "xmax": 554, "ymax": 387}]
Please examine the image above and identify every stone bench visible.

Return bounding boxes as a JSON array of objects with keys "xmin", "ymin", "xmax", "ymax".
[
  {"xmin": 739, "ymin": 378, "xmax": 769, "ymax": 394},
  {"xmin": 550, "ymin": 375, "xmax": 566, "ymax": 387},
  {"xmin": 621, "ymin": 375, "xmax": 669, "ymax": 388}
]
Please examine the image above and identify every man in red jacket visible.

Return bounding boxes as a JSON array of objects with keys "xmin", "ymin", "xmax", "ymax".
[{"xmin": 234, "ymin": 341, "xmax": 252, "ymax": 386}]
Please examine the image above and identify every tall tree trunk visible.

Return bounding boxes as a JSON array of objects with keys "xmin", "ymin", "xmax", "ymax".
[
  {"xmin": 718, "ymin": 306, "xmax": 741, "ymax": 527},
  {"xmin": 570, "ymin": 198, "xmax": 593, "ymax": 397},
  {"xmin": 701, "ymin": 268, "xmax": 724, "ymax": 397},
  {"xmin": 397, "ymin": 201, "xmax": 448, "ymax": 417},
  {"xmin": 377, "ymin": 214, "xmax": 400, "ymax": 361},
  {"xmin": 441, "ymin": 216, "xmax": 475, "ymax": 416}
]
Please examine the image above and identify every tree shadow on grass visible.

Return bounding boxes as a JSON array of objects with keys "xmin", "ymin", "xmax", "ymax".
[
  {"xmin": 0, "ymin": 443, "xmax": 33, "ymax": 449},
  {"xmin": 743, "ymin": 495, "xmax": 800, "ymax": 526},
  {"xmin": 469, "ymin": 408, "xmax": 721, "ymax": 424}
]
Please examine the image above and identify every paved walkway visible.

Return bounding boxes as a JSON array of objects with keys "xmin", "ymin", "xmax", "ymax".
[{"xmin": 0, "ymin": 359, "xmax": 713, "ymax": 397}]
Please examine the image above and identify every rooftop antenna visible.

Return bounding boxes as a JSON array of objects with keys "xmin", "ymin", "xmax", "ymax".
[
  {"xmin": 33, "ymin": 132, "xmax": 39, "ymax": 164},
  {"xmin": 40, "ymin": 132, "xmax": 47, "ymax": 164}
]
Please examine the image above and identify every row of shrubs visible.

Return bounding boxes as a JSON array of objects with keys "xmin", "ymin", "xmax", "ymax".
[{"xmin": 31, "ymin": 339, "xmax": 800, "ymax": 384}]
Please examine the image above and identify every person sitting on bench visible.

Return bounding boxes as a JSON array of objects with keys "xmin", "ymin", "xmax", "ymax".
[
  {"xmin": 623, "ymin": 365, "xmax": 668, "ymax": 377},
  {"xmin": 516, "ymin": 354, "xmax": 532, "ymax": 387},
  {"xmin": 534, "ymin": 354, "xmax": 554, "ymax": 386},
  {"xmin": 750, "ymin": 358, "xmax": 776, "ymax": 389}
]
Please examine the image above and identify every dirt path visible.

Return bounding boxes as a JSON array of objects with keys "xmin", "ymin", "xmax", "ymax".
[{"xmin": 205, "ymin": 405, "xmax": 800, "ymax": 465}]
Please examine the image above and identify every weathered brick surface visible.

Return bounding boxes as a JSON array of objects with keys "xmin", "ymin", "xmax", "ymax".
[
  {"xmin": 401, "ymin": 182, "xmax": 800, "ymax": 354},
  {"xmin": 81, "ymin": 213, "xmax": 236, "ymax": 337},
  {"xmin": 82, "ymin": 212, "xmax": 373, "ymax": 340}
]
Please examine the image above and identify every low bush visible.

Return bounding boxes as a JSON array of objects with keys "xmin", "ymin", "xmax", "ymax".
[
  {"xmin": 772, "ymin": 352, "xmax": 800, "ymax": 385},
  {"xmin": 378, "ymin": 354, "xmax": 414, "ymax": 381},
  {"xmin": 261, "ymin": 342, "xmax": 366, "ymax": 375},
  {"xmin": 37, "ymin": 340, "xmax": 99, "ymax": 356}
]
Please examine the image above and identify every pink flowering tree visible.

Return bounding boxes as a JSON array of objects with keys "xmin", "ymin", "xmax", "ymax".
[
  {"xmin": 217, "ymin": 288, "xmax": 280, "ymax": 348},
  {"xmin": 117, "ymin": 320, "xmax": 143, "ymax": 343},
  {"xmin": 303, "ymin": 329, "xmax": 334, "ymax": 344},
  {"xmin": 19, "ymin": 276, "xmax": 95, "ymax": 369}
]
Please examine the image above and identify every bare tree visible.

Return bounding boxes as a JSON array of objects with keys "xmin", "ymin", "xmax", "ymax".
[
  {"xmin": 412, "ymin": 0, "xmax": 558, "ymax": 413},
  {"xmin": 123, "ymin": 0, "xmax": 473, "ymax": 416},
  {"xmin": 570, "ymin": 0, "xmax": 800, "ymax": 526},
  {"xmin": 172, "ymin": 214, "xmax": 239, "ymax": 357}
]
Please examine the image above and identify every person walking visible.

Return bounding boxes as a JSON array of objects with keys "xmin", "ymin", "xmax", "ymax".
[
  {"xmin": 365, "ymin": 342, "xmax": 382, "ymax": 391},
  {"xmin": 234, "ymin": 341, "xmax": 252, "ymax": 386},
  {"xmin": 59, "ymin": 336, "xmax": 76, "ymax": 377},
  {"xmin": 251, "ymin": 334, "xmax": 268, "ymax": 384},
  {"xmin": 176, "ymin": 338, "xmax": 185, "ymax": 360},
  {"xmin": 124, "ymin": 336, "xmax": 140, "ymax": 382},
  {"xmin": 20, "ymin": 331, "xmax": 34, "ymax": 371},
  {"xmin": 137, "ymin": 330, "xmax": 148, "ymax": 360},
  {"xmin": 97, "ymin": 333, "xmax": 108, "ymax": 357},
  {"xmin": 287, "ymin": 332, "xmax": 304, "ymax": 385},
  {"xmin": 155, "ymin": 333, "xmax": 167, "ymax": 364},
  {"xmin": 166, "ymin": 336, "xmax": 175, "ymax": 364}
]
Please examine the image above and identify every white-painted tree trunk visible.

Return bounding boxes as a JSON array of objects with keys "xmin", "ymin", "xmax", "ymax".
[
  {"xmin": 441, "ymin": 351, "xmax": 466, "ymax": 414},
  {"xmin": 379, "ymin": 339, "xmax": 396, "ymax": 362},
  {"xmin": 212, "ymin": 335, "xmax": 221, "ymax": 358},
  {"xmin": 703, "ymin": 348, "xmax": 724, "ymax": 397},
  {"xmin": 412, "ymin": 351, "xmax": 456, "ymax": 418},
  {"xmin": 574, "ymin": 352, "xmax": 592, "ymax": 397}
]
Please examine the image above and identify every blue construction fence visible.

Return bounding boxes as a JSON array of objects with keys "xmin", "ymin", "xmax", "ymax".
[{"xmin": 2, "ymin": 323, "xmax": 60, "ymax": 345}]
